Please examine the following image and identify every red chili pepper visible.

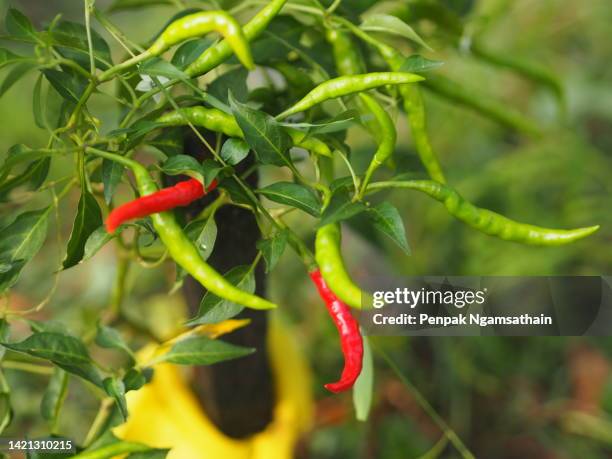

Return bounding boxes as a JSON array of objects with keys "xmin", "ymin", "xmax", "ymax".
[
  {"xmin": 309, "ymin": 269, "xmax": 363, "ymax": 393},
  {"xmin": 106, "ymin": 178, "xmax": 217, "ymax": 233}
]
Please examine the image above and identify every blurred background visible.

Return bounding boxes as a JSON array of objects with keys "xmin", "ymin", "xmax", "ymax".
[{"xmin": 1, "ymin": 0, "xmax": 611, "ymax": 458}]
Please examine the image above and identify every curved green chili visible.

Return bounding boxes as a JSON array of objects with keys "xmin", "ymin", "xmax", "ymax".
[
  {"xmin": 357, "ymin": 93, "xmax": 396, "ymax": 197},
  {"xmin": 326, "ymin": 29, "xmax": 365, "ymax": 76},
  {"xmin": 315, "ymin": 223, "xmax": 371, "ymax": 309},
  {"xmin": 186, "ymin": 0, "xmax": 287, "ymax": 76},
  {"xmin": 381, "ymin": 48, "xmax": 447, "ymax": 183},
  {"xmin": 276, "ymin": 72, "xmax": 424, "ymax": 120},
  {"xmin": 332, "ymin": 18, "xmax": 447, "ymax": 184},
  {"xmin": 367, "ymin": 180, "xmax": 599, "ymax": 245},
  {"xmin": 86, "ymin": 148, "xmax": 276, "ymax": 310},
  {"xmin": 147, "ymin": 11, "xmax": 254, "ymax": 69},
  {"xmin": 157, "ymin": 107, "xmax": 332, "ymax": 157}
]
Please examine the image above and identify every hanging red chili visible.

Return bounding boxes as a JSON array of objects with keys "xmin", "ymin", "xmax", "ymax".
[
  {"xmin": 309, "ymin": 269, "xmax": 363, "ymax": 393},
  {"xmin": 106, "ymin": 178, "xmax": 218, "ymax": 233}
]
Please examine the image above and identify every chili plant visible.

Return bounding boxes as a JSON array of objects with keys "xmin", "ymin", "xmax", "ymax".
[{"xmin": 0, "ymin": 0, "xmax": 602, "ymax": 457}]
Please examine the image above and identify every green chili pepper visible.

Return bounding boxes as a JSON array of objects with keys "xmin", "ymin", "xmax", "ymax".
[
  {"xmin": 336, "ymin": 26, "xmax": 447, "ymax": 184},
  {"xmin": 186, "ymin": 0, "xmax": 287, "ymax": 76},
  {"xmin": 326, "ymin": 29, "xmax": 365, "ymax": 76},
  {"xmin": 157, "ymin": 107, "xmax": 332, "ymax": 157},
  {"xmin": 86, "ymin": 148, "xmax": 276, "ymax": 310},
  {"xmin": 315, "ymin": 223, "xmax": 371, "ymax": 309},
  {"xmin": 357, "ymin": 93, "xmax": 396, "ymax": 196},
  {"xmin": 147, "ymin": 11, "xmax": 254, "ymax": 70},
  {"xmin": 367, "ymin": 180, "xmax": 600, "ymax": 246},
  {"xmin": 326, "ymin": 28, "xmax": 380, "ymax": 136},
  {"xmin": 324, "ymin": 31, "xmax": 398, "ymax": 195},
  {"xmin": 375, "ymin": 47, "xmax": 447, "ymax": 183},
  {"xmin": 276, "ymin": 72, "xmax": 424, "ymax": 120}
]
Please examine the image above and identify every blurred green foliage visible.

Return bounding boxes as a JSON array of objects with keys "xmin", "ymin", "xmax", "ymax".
[{"xmin": 0, "ymin": 0, "xmax": 611, "ymax": 458}]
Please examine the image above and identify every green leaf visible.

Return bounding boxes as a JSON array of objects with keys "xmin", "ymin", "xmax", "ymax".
[
  {"xmin": 258, "ymin": 182, "xmax": 321, "ymax": 217},
  {"xmin": 0, "ymin": 47, "xmax": 27, "ymax": 70},
  {"xmin": 83, "ymin": 226, "xmax": 114, "ymax": 262},
  {"xmin": 26, "ymin": 320, "xmax": 71, "ymax": 335},
  {"xmin": 139, "ymin": 57, "xmax": 188, "ymax": 80},
  {"xmin": 155, "ymin": 336, "xmax": 254, "ymax": 366},
  {"xmin": 42, "ymin": 68, "xmax": 87, "ymax": 103},
  {"xmin": 1, "ymin": 332, "xmax": 102, "ymax": 386},
  {"xmin": 40, "ymin": 368, "xmax": 68, "ymax": 431},
  {"xmin": 149, "ymin": 127, "xmax": 183, "ymax": 158},
  {"xmin": 187, "ymin": 266, "xmax": 254, "ymax": 326},
  {"xmin": 353, "ymin": 335, "xmax": 373, "ymax": 421},
  {"xmin": 229, "ymin": 92, "xmax": 293, "ymax": 168},
  {"xmin": 399, "ymin": 55, "xmax": 444, "ymax": 73},
  {"xmin": 51, "ymin": 20, "xmax": 113, "ymax": 70},
  {"xmin": 185, "ymin": 215, "xmax": 217, "ymax": 261},
  {"xmin": 0, "ymin": 144, "xmax": 53, "ymax": 180},
  {"xmin": 209, "ymin": 67, "xmax": 248, "ymax": 103},
  {"xmin": 103, "ymin": 377, "xmax": 128, "ymax": 419},
  {"xmin": 123, "ymin": 367, "xmax": 153, "ymax": 392},
  {"xmin": 318, "ymin": 191, "xmax": 367, "ymax": 227},
  {"xmin": 0, "ymin": 208, "xmax": 49, "ymax": 293},
  {"xmin": 361, "ymin": 14, "xmax": 432, "ymax": 50},
  {"xmin": 5, "ymin": 8, "xmax": 37, "ymax": 41},
  {"xmin": 96, "ymin": 324, "xmax": 136, "ymax": 366},
  {"xmin": 0, "ymin": 62, "xmax": 38, "ymax": 97},
  {"xmin": 102, "ymin": 159, "xmax": 124, "ymax": 204},
  {"xmin": 220, "ymin": 138, "xmax": 249, "ymax": 166},
  {"xmin": 160, "ymin": 154, "xmax": 204, "ymax": 182},
  {"xmin": 256, "ymin": 230, "xmax": 288, "ymax": 273},
  {"xmin": 200, "ymin": 159, "xmax": 226, "ymax": 188},
  {"xmin": 172, "ymin": 38, "xmax": 212, "ymax": 69},
  {"xmin": 63, "ymin": 190, "xmax": 103, "ymax": 269},
  {"xmin": 367, "ymin": 202, "xmax": 410, "ymax": 254}
]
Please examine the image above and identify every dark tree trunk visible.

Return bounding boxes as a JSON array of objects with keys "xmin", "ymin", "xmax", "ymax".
[{"xmin": 172, "ymin": 130, "xmax": 275, "ymax": 438}]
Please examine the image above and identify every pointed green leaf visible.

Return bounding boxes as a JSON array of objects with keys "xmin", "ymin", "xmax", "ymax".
[
  {"xmin": 367, "ymin": 202, "xmax": 410, "ymax": 254},
  {"xmin": 96, "ymin": 324, "xmax": 136, "ymax": 366},
  {"xmin": 220, "ymin": 138, "xmax": 249, "ymax": 166},
  {"xmin": 154, "ymin": 336, "xmax": 254, "ymax": 366},
  {"xmin": 5, "ymin": 9, "xmax": 37, "ymax": 41},
  {"xmin": 160, "ymin": 154, "xmax": 204, "ymax": 182},
  {"xmin": 139, "ymin": 57, "xmax": 187, "ymax": 80},
  {"xmin": 361, "ymin": 14, "xmax": 432, "ymax": 51},
  {"xmin": 63, "ymin": 191, "xmax": 103, "ymax": 269},
  {"xmin": 229, "ymin": 92, "xmax": 292, "ymax": 167},
  {"xmin": 102, "ymin": 159, "xmax": 124, "ymax": 204},
  {"xmin": 42, "ymin": 68, "xmax": 87, "ymax": 104},
  {"xmin": 187, "ymin": 266, "xmax": 254, "ymax": 326},
  {"xmin": 258, "ymin": 182, "xmax": 321, "ymax": 217},
  {"xmin": 1, "ymin": 332, "xmax": 102, "ymax": 386},
  {"xmin": 0, "ymin": 208, "xmax": 49, "ymax": 293},
  {"xmin": 399, "ymin": 55, "xmax": 444, "ymax": 73},
  {"xmin": 83, "ymin": 226, "xmax": 114, "ymax": 262},
  {"xmin": 256, "ymin": 230, "xmax": 288, "ymax": 273}
]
